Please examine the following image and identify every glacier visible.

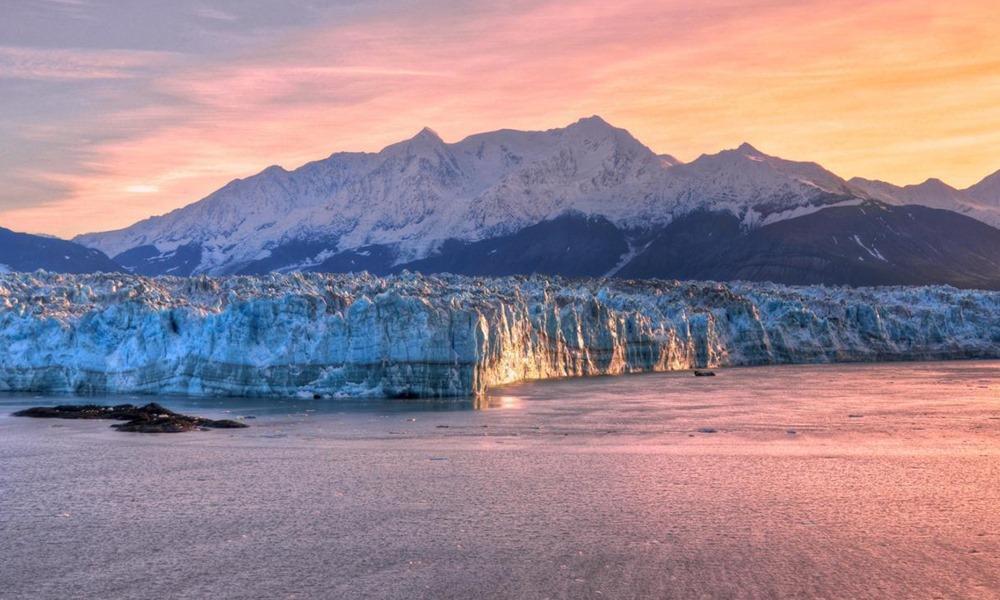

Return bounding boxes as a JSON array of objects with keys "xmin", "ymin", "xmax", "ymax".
[{"xmin": 0, "ymin": 271, "xmax": 996, "ymax": 399}]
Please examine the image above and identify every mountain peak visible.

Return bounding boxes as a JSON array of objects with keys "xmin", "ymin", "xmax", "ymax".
[
  {"xmin": 565, "ymin": 115, "xmax": 621, "ymax": 136},
  {"xmin": 911, "ymin": 177, "xmax": 959, "ymax": 193},
  {"xmin": 261, "ymin": 164, "xmax": 287, "ymax": 176},
  {"xmin": 380, "ymin": 126, "xmax": 447, "ymax": 154},
  {"xmin": 966, "ymin": 168, "xmax": 1000, "ymax": 207},
  {"xmin": 690, "ymin": 142, "xmax": 768, "ymax": 165},
  {"xmin": 414, "ymin": 126, "xmax": 443, "ymax": 142},
  {"xmin": 562, "ymin": 115, "xmax": 656, "ymax": 159},
  {"xmin": 967, "ymin": 168, "xmax": 1000, "ymax": 191},
  {"xmin": 574, "ymin": 114, "xmax": 612, "ymax": 127},
  {"xmin": 972, "ymin": 168, "xmax": 1000, "ymax": 186},
  {"xmin": 736, "ymin": 142, "xmax": 765, "ymax": 156}
]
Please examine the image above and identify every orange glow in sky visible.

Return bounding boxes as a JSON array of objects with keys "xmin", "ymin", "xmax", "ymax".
[{"xmin": 3, "ymin": 0, "xmax": 1000, "ymax": 237}]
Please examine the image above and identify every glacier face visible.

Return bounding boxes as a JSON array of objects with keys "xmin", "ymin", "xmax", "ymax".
[{"xmin": 0, "ymin": 272, "xmax": 996, "ymax": 399}]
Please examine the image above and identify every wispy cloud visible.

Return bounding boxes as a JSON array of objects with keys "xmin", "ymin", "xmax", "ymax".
[
  {"xmin": 0, "ymin": 46, "xmax": 175, "ymax": 80},
  {"xmin": 38, "ymin": 0, "xmax": 94, "ymax": 14},
  {"xmin": 192, "ymin": 6, "xmax": 239, "ymax": 22}
]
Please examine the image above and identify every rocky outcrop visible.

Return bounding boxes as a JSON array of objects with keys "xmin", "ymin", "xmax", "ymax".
[
  {"xmin": 12, "ymin": 402, "xmax": 247, "ymax": 433},
  {"xmin": 0, "ymin": 272, "xmax": 996, "ymax": 398}
]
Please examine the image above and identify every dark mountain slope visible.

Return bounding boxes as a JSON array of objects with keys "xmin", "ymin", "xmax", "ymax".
[
  {"xmin": 113, "ymin": 243, "xmax": 203, "ymax": 276},
  {"xmin": 617, "ymin": 202, "xmax": 1000, "ymax": 289},
  {"xmin": 401, "ymin": 213, "xmax": 628, "ymax": 277},
  {"xmin": 0, "ymin": 227, "xmax": 122, "ymax": 274}
]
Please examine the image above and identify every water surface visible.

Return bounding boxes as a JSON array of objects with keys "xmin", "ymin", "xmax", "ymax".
[{"xmin": 1, "ymin": 361, "xmax": 998, "ymax": 599}]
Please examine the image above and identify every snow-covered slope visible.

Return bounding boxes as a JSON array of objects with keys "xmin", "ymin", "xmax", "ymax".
[
  {"xmin": 73, "ymin": 118, "xmax": 874, "ymax": 275},
  {"xmin": 668, "ymin": 143, "xmax": 861, "ymax": 227},
  {"xmin": 850, "ymin": 176, "xmax": 1000, "ymax": 228},
  {"xmin": 0, "ymin": 272, "xmax": 995, "ymax": 398},
  {"xmin": 75, "ymin": 117, "xmax": 670, "ymax": 273},
  {"xmin": 72, "ymin": 116, "xmax": 1000, "ymax": 277}
]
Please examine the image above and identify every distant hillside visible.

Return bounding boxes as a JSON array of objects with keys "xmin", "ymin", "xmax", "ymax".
[{"xmin": 0, "ymin": 227, "xmax": 121, "ymax": 274}]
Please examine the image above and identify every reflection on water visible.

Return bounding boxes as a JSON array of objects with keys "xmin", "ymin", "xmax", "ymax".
[
  {"xmin": 0, "ymin": 392, "xmax": 489, "ymax": 418},
  {"xmin": 0, "ymin": 383, "xmax": 524, "ymax": 418},
  {"xmin": 482, "ymin": 394, "xmax": 523, "ymax": 410}
]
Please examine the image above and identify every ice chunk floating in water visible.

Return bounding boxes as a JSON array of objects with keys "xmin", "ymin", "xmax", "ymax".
[{"xmin": 0, "ymin": 271, "xmax": 996, "ymax": 398}]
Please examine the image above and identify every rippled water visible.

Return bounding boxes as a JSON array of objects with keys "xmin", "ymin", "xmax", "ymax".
[{"xmin": 1, "ymin": 361, "xmax": 998, "ymax": 599}]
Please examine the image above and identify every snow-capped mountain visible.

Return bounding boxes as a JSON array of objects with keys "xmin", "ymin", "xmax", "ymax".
[
  {"xmin": 75, "ymin": 117, "xmax": 664, "ymax": 272},
  {"xmin": 74, "ymin": 117, "xmax": 866, "ymax": 275},
  {"xmin": 849, "ymin": 176, "xmax": 1000, "ymax": 228},
  {"xmin": 666, "ymin": 142, "xmax": 861, "ymax": 227},
  {"xmin": 70, "ymin": 116, "xmax": 1000, "ymax": 288}
]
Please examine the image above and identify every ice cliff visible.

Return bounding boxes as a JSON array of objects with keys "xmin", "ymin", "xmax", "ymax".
[{"xmin": 0, "ymin": 272, "xmax": 996, "ymax": 398}]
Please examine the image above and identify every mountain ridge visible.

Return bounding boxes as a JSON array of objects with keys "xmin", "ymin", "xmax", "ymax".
[
  {"xmin": 849, "ymin": 176, "xmax": 1000, "ymax": 227},
  {"xmin": 0, "ymin": 227, "xmax": 120, "ymax": 274},
  {"xmin": 62, "ymin": 116, "xmax": 1000, "ymax": 288}
]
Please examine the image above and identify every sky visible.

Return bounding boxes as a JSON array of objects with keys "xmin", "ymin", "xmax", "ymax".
[{"xmin": 3, "ymin": 0, "xmax": 1000, "ymax": 238}]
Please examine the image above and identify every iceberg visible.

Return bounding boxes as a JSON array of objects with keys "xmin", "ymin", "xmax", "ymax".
[{"xmin": 0, "ymin": 271, "xmax": 996, "ymax": 398}]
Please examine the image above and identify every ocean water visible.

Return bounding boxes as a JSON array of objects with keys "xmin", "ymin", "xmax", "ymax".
[{"xmin": 0, "ymin": 361, "xmax": 998, "ymax": 599}]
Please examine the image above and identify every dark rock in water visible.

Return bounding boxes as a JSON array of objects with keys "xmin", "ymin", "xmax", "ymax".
[
  {"xmin": 696, "ymin": 427, "xmax": 718, "ymax": 433},
  {"xmin": 12, "ymin": 402, "xmax": 248, "ymax": 434},
  {"xmin": 113, "ymin": 415, "xmax": 245, "ymax": 433},
  {"xmin": 113, "ymin": 415, "xmax": 195, "ymax": 433},
  {"xmin": 694, "ymin": 370, "xmax": 716, "ymax": 377}
]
